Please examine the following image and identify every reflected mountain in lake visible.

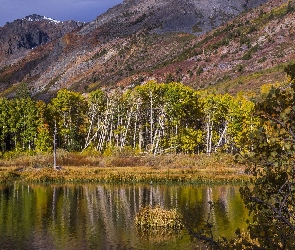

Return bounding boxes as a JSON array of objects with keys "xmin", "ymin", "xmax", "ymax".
[{"xmin": 0, "ymin": 183, "xmax": 248, "ymax": 249}]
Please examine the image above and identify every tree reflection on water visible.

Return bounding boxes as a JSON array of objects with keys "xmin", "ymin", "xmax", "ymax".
[{"xmin": 0, "ymin": 183, "xmax": 248, "ymax": 249}]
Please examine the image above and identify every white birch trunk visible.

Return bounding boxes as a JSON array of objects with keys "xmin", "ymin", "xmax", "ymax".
[
  {"xmin": 150, "ymin": 91, "xmax": 153, "ymax": 146},
  {"xmin": 215, "ymin": 121, "xmax": 228, "ymax": 152},
  {"xmin": 120, "ymin": 105, "xmax": 134, "ymax": 149},
  {"xmin": 206, "ymin": 115, "xmax": 213, "ymax": 154}
]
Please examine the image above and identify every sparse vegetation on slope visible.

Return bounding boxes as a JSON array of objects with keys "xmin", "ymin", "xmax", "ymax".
[{"xmin": 0, "ymin": 0, "xmax": 286, "ymax": 99}]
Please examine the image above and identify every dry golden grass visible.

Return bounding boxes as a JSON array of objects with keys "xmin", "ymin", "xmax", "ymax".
[{"xmin": 0, "ymin": 152, "xmax": 249, "ymax": 184}]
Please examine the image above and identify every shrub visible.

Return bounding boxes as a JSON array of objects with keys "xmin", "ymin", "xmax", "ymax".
[{"xmin": 135, "ymin": 205, "xmax": 183, "ymax": 229}]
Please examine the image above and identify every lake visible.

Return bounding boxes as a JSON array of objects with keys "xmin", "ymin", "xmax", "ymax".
[{"xmin": 0, "ymin": 183, "xmax": 249, "ymax": 249}]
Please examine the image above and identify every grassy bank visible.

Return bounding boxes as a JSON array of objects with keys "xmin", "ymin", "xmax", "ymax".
[{"xmin": 0, "ymin": 152, "xmax": 250, "ymax": 184}]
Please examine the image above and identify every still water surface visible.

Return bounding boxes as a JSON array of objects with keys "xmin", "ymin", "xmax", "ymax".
[{"xmin": 0, "ymin": 183, "xmax": 249, "ymax": 249}]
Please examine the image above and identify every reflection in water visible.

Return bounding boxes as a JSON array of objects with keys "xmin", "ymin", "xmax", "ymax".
[{"xmin": 0, "ymin": 183, "xmax": 249, "ymax": 250}]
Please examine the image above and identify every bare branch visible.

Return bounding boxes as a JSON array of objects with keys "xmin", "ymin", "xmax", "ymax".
[{"xmin": 251, "ymin": 196, "xmax": 295, "ymax": 231}]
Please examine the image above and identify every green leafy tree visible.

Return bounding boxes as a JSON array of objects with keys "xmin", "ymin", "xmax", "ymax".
[
  {"xmin": 226, "ymin": 92, "xmax": 258, "ymax": 153},
  {"xmin": 200, "ymin": 93, "xmax": 232, "ymax": 154},
  {"xmin": 132, "ymin": 81, "xmax": 202, "ymax": 154},
  {"xmin": 35, "ymin": 100, "xmax": 52, "ymax": 152},
  {"xmin": 186, "ymin": 84, "xmax": 294, "ymax": 248},
  {"xmin": 16, "ymin": 82, "xmax": 31, "ymax": 99},
  {"xmin": 284, "ymin": 62, "xmax": 295, "ymax": 81},
  {"xmin": 132, "ymin": 81, "xmax": 166, "ymax": 153},
  {"xmin": 9, "ymin": 98, "xmax": 38, "ymax": 151},
  {"xmin": 239, "ymin": 82, "xmax": 295, "ymax": 249},
  {"xmin": 48, "ymin": 89, "xmax": 87, "ymax": 151},
  {"xmin": 0, "ymin": 98, "xmax": 11, "ymax": 152},
  {"xmin": 163, "ymin": 82, "xmax": 202, "ymax": 153},
  {"xmin": 180, "ymin": 128, "xmax": 203, "ymax": 154}
]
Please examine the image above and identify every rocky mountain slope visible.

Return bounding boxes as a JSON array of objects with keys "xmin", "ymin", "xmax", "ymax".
[
  {"xmin": 0, "ymin": 0, "xmax": 294, "ymax": 100},
  {"xmin": 0, "ymin": 15, "xmax": 84, "ymax": 63},
  {"xmin": 81, "ymin": 0, "xmax": 268, "ymax": 37}
]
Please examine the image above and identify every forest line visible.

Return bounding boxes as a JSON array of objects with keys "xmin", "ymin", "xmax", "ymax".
[
  {"xmin": 0, "ymin": 80, "xmax": 269, "ymax": 156},
  {"xmin": 0, "ymin": 76, "xmax": 294, "ymax": 248}
]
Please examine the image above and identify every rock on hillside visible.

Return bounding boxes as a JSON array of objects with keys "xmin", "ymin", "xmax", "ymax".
[
  {"xmin": 80, "ymin": 0, "xmax": 268, "ymax": 38},
  {"xmin": 0, "ymin": 14, "xmax": 84, "ymax": 64}
]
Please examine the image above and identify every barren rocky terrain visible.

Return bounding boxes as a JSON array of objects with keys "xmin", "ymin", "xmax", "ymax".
[{"xmin": 0, "ymin": 0, "xmax": 294, "ymax": 100}]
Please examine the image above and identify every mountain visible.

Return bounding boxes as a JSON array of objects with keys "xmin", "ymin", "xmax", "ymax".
[
  {"xmin": 0, "ymin": 0, "xmax": 294, "ymax": 100},
  {"xmin": 0, "ymin": 14, "xmax": 84, "ymax": 61},
  {"xmin": 81, "ymin": 0, "xmax": 268, "ymax": 37}
]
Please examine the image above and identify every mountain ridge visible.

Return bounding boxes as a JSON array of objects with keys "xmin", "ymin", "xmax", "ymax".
[
  {"xmin": 79, "ymin": 0, "xmax": 268, "ymax": 37},
  {"xmin": 0, "ymin": 0, "xmax": 294, "ymax": 100},
  {"xmin": 0, "ymin": 14, "xmax": 84, "ymax": 61}
]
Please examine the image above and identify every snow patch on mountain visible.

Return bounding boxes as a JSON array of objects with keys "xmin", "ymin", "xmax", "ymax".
[{"xmin": 23, "ymin": 14, "xmax": 61, "ymax": 24}]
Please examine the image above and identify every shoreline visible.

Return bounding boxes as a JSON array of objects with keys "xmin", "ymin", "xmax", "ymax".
[{"xmin": 0, "ymin": 153, "xmax": 250, "ymax": 184}]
